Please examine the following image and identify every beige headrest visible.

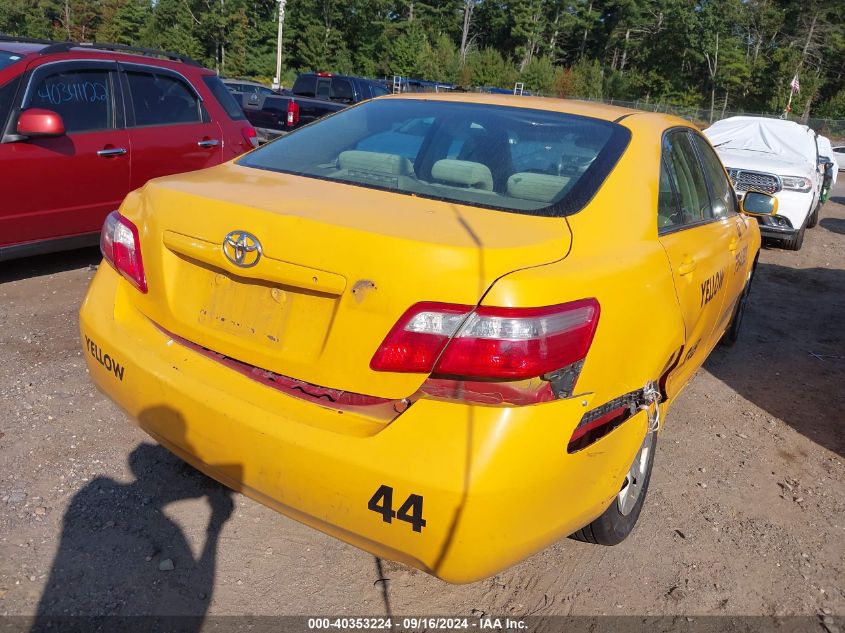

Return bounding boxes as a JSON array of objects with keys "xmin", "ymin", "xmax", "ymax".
[
  {"xmin": 506, "ymin": 172, "xmax": 570, "ymax": 203},
  {"xmin": 338, "ymin": 150, "xmax": 415, "ymax": 176},
  {"xmin": 431, "ymin": 159, "xmax": 494, "ymax": 191}
]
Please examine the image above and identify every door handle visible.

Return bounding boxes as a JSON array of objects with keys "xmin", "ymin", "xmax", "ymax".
[
  {"xmin": 97, "ymin": 147, "xmax": 127, "ymax": 157},
  {"xmin": 728, "ymin": 238, "xmax": 739, "ymax": 252},
  {"xmin": 677, "ymin": 257, "xmax": 697, "ymax": 276},
  {"xmin": 197, "ymin": 139, "xmax": 220, "ymax": 148}
]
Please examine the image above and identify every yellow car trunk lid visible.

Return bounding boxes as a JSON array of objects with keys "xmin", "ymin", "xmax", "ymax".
[{"xmin": 129, "ymin": 163, "xmax": 571, "ymax": 399}]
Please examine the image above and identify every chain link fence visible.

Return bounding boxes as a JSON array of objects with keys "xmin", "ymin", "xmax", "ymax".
[{"xmin": 578, "ymin": 97, "xmax": 845, "ymax": 139}]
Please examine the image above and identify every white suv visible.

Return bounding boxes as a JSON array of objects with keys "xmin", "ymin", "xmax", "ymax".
[{"xmin": 704, "ymin": 116, "xmax": 822, "ymax": 251}]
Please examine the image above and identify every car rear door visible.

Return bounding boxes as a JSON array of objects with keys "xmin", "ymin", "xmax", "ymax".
[
  {"xmin": 119, "ymin": 62, "xmax": 222, "ymax": 188},
  {"xmin": 0, "ymin": 59, "xmax": 130, "ymax": 245},
  {"xmin": 658, "ymin": 129, "xmax": 735, "ymax": 399}
]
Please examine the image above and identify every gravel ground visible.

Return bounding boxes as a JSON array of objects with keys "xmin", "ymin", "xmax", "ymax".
[{"xmin": 1, "ymin": 182, "xmax": 843, "ymax": 625}]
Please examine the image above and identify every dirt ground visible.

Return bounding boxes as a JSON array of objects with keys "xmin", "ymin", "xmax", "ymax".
[{"xmin": 1, "ymin": 182, "xmax": 843, "ymax": 625}]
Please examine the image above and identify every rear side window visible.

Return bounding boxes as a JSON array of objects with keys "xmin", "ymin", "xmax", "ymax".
[
  {"xmin": 0, "ymin": 76, "xmax": 21, "ymax": 131},
  {"xmin": 330, "ymin": 78, "xmax": 354, "ymax": 103},
  {"xmin": 691, "ymin": 134, "xmax": 736, "ymax": 218},
  {"xmin": 292, "ymin": 75, "xmax": 316, "ymax": 97},
  {"xmin": 658, "ymin": 160, "xmax": 681, "ymax": 230},
  {"xmin": 238, "ymin": 99, "xmax": 630, "ymax": 217},
  {"xmin": 663, "ymin": 131, "xmax": 712, "ymax": 225},
  {"xmin": 316, "ymin": 79, "xmax": 331, "ymax": 100},
  {"xmin": 29, "ymin": 69, "xmax": 113, "ymax": 134},
  {"xmin": 126, "ymin": 71, "xmax": 201, "ymax": 126},
  {"xmin": 203, "ymin": 75, "xmax": 246, "ymax": 120}
]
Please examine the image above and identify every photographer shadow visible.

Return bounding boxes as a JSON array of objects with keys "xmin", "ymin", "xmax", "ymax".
[{"xmin": 33, "ymin": 408, "xmax": 240, "ymax": 632}]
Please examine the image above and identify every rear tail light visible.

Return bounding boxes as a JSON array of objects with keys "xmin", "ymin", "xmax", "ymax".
[
  {"xmin": 286, "ymin": 101, "xmax": 300, "ymax": 127},
  {"xmin": 241, "ymin": 125, "xmax": 258, "ymax": 148},
  {"xmin": 436, "ymin": 301, "xmax": 600, "ymax": 379},
  {"xmin": 370, "ymin": 302, "xmax": 472, "ymax": 373},
  {"xmin": 100, "ymin": 211, "xmax": 147, "ymax": 293},
  {"xmin": 371, "ymin": 299, "xmax": 599, "ymax": 388}
]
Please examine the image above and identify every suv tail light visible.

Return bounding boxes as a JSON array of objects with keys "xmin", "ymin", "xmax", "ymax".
[
  {"xmin": 286, "ymin": 101, "xmax": 300, "ymax": 127},
  {"xmin": 100, "ymin": 211, "xmax": 147, "ymax": 293},
  {"xmin": 371, "ymin": 299, "xmax": 600, "ymax": 382},
  {"xmin": 241, "ymin": 125, "xmax": 258, "ymax": 148}
]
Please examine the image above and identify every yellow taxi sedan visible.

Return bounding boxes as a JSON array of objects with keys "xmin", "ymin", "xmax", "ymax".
[{"xmin": 80, "ymin": 94, "xmax": 765, "ymax": 583}]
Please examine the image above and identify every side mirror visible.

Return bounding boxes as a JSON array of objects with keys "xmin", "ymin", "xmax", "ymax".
[
  {"xmin": 740, "ymin": 191, "xmax": 778, "ymax": 216},
  {"xmin": 17, "ymin": 108, "xmax": 65, "ymax": 138}
]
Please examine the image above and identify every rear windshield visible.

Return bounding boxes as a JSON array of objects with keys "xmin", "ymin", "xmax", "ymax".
[
  {"xmin": 238, "ymin": 99, "xmax": 630, "ymax": 216},
  {"xmin": 292, "ymin": 75, "xmax": 317, "ymax": 97},
  {"xmin": 0, "ymin": 50, "xmax": 25, "ymax": 72},
  {"xmin": 202, "ymin": 75, "xmax": 246, "ymax": 121}
]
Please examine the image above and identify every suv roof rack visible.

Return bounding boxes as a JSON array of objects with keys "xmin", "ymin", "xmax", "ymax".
[{"xmin": 0, "ymin": 35, "xmax": 201, "ymax": 66}]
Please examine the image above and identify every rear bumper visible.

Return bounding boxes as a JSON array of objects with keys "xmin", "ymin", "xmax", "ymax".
[{"xmin": 80, "ymin": 266, "xmax": 649, "ymax": 583}]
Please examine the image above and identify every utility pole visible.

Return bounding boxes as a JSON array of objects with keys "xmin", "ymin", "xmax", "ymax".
[{"xmin": 273, "ymin": 0, "xmax": 287, "ymax": 90}]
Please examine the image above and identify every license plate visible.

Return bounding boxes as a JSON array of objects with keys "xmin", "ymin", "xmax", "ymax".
[{"xmin": 199, "ymin": 273, "xmax": 288, "ymax": 344}]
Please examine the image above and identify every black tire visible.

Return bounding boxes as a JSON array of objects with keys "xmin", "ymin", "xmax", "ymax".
[
  {"xmin": 571, "ymin": 428, "xmax": 657, "ymax": 545},
  {"xmin": 721, "ymin": 266, "xmax": 755, "ymax": 346},
  {"xmin": 806, "ymin": 205, "xmax": 819, "ymax": 229},
  {"xmin": 783, "ymin": 224, "xmax": 805, "ymax": 251}
]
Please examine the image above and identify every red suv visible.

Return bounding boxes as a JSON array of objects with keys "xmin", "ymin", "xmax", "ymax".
[{"xmin": 0, "ymin": 37, "xmax": 257, "ymax": 261}]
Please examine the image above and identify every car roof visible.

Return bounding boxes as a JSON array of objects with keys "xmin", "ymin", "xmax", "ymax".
[
  {"xmin": 223, "ymin": 78, "xmax": 266, "ymax": 86},
  {"xmin": 299, "ymin": 72, "xmax": 380, "ymax": 84},
  {"xmin": 0, "ymin": 42, "xmax": 43, "ymax": 56},
  {"xmin": 0, "ymin": 39, "xmax": 206, "ymax": 72},
  {"xmin": 382, "ymin": 92, "xmax": 645, "ymax": 123}
]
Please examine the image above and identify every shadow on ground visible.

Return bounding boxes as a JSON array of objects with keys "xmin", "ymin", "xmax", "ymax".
[
  {"xmin": 0, "ymin": 247, "xmax": 101, "ymax": 285},
  {"xmin": 32, "ymin": 408, "xmax": 238, "ymax": 632},
  {"xmin": 706, "ymin": 262, "xmax": 845, "ymax": 459},
  {"xmin": 820, "ymin": 217, "xmax": 845, "ymax": 236}
]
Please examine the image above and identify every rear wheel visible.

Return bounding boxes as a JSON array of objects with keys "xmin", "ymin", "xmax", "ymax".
[
  {"xmin": 721, "ymin": 267, "xmax": 754, "ymax": 346},
  {"xmin": 571, "ymin": 426, "xmax": 657, "ymax": 545}
]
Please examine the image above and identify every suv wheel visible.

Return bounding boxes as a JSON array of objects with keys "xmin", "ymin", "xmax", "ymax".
[
  {"xmin": 783, "ymin": 223, "xmax": 805, "ymax": 251},
  {"xmin": 806, "ymin": 205, "xmax": 820, "ymax": 229}
]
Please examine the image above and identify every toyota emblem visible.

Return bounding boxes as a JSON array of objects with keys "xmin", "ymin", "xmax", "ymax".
[{"xmin": 222, "ymin": 230, "xmax": 262, "ymax": 268}]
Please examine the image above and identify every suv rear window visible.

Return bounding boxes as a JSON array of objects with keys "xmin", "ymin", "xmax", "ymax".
[
  {"xmin": 203, "ymin": 75, "xmax": 246, "ymax": 120},
  {"xmin": 238, "ymin": 99, "xmax": 630, "ymax": 216}
]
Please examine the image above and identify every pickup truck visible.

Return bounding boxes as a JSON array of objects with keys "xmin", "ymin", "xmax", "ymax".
[{"xmin": 239, "ymin": 73, "xmax": 390, "ymax": 142}]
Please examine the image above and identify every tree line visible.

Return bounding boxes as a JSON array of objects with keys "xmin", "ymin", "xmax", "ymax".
[{"xmin": 1, "ymin": 0, "xmax": 843, "ymax": 119}]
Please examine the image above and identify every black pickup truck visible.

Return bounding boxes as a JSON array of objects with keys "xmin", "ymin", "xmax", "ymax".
[{"xmin": 240, "ymin": 73, "xmax": 390, "ymax": 142}]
